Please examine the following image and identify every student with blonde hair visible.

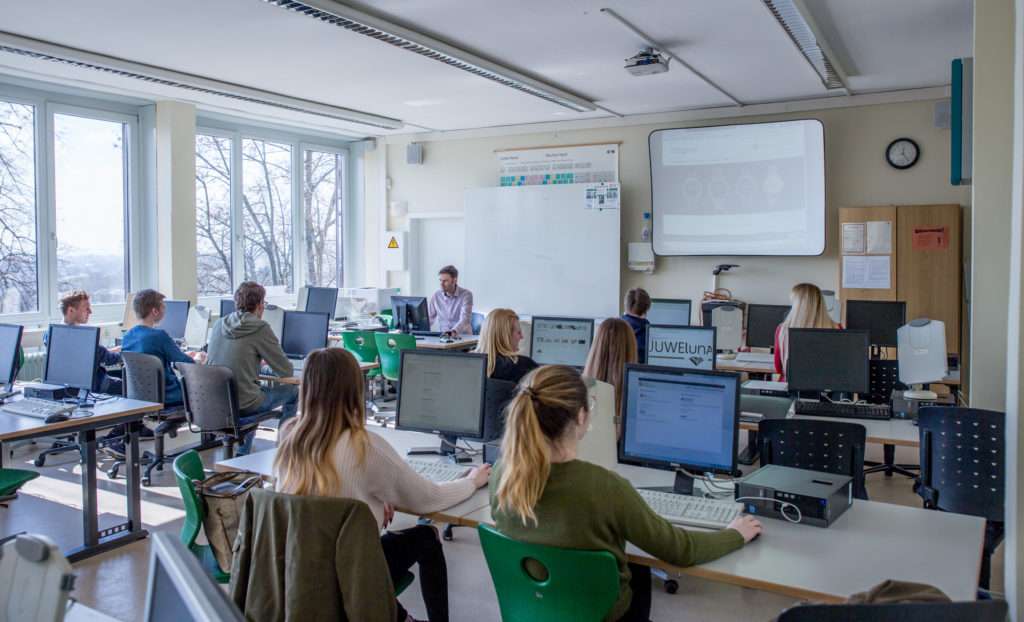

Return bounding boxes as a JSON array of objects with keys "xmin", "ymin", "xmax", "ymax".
[
  {"xmin": 582, "ymin": 318, "xmax": 638, "ymax": 437},
  {"xmin": 490, "ymin": 365, "xmax": 761, "ymax": 622},
  {"xmin": 275, "ymin": 348, "xmax": 491, "ymax": 622},
  {"xmin": 773, "ymin": 283, "xmax": 841, "ymax": 380},
  {"xmin": 474, "ymin": 308, "xmax": 537, "ymax": 383}
]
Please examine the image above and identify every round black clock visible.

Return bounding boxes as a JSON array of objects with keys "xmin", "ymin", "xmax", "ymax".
[{"xmin": 886, "ymin": 138, "xmax": 920, "ymax": 170}]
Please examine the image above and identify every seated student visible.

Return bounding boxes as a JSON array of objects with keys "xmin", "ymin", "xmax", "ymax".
[
  {"xmin": 121, "ymin": 289, "xmax": 206, "ymax": 407},
  {"xmin": 274, "ymin": 348, "xmax": 491, "ymax": 622},
  {"xmin": 773, "ymin": 283, "xmax": 841, "ymax": 380},
  {"xmin": 582, "ymin": 318, "xmax": 637, "ymax": 439},
  {"xmin": 620, "ymin": 288, "xmax": 651, "ymax": 363},
  {"xmin": 474, "ymin": 308, "xmax": 537, "ymax": 383},
  {"xmin": 207, "ymin": 281, "xmax": 297, "ymax": 455},
  {"xmin": 490, "ymin": 366, "xmax": 761, "ymax": 622},
  {"xmin": 51, "ymin": 290, "xmax": 123, "ymax": 395}
]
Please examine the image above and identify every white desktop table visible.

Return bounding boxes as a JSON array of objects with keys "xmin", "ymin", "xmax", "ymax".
[{"xmin": 216, "ymin": 426, "xmax": 983, "ymax": 603}]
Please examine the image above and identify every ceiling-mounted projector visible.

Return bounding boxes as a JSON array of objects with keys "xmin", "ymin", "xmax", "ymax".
[{"xmin": 625, "ymin": 48, "xmax": 670, "ymax": 76}]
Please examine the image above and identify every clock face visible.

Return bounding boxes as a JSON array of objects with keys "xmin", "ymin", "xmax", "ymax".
[{"xmin": 886, "ymin": 138, "xmax": 919, "ymax": 169}]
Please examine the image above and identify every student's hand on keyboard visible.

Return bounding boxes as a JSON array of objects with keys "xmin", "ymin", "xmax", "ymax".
[
  {"xmin": 190, "ymin": 351, "xmax": 208, "ymax": 364},
  {"xmin": 727, "ymin": 515, "xmax": 763, "ymax": 543},
  {"xmin": 469, "ymin": 464, "xmax": 492, "ymax": 488}
]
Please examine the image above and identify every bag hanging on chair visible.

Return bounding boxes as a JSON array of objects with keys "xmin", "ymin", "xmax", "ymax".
[{"xmin": 196, "ymin": 471, "xmax": 263, "ymax": 572}]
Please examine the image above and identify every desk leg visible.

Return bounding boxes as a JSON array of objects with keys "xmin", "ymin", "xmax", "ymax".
[
  {"xmin": 125, "ymin": 421, "xmax": 143, "ymax": 536},
  {"xmin": 80, "ymin": 430, "xmax": 100, "ymax": 550},
  {"xmin": 737, "ymin": 430, "xmax": 759, "ymax": 465}
]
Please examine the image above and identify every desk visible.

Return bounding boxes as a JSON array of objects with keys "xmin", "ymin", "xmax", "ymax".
[
  {"xmin": 716, "ymin": 356, "xmax": 962, "ymax": 387},
  {"xmin": 413, "ymin": 336, "xmax": 478, "ymax": 351},
  {"xmin": 216, "ymin": 427, "xmax": 982, "ymax": 603},
  {"xmin": 0, "ymin": 394, "xmax": 161, "ymax": 562},
  {"xmin": 739, "ymin": 415, "xmax": 920, "ymax": 448},
  {"xmin": 259, "ymin": 361, "xmax": 380, "ymax": 386}
]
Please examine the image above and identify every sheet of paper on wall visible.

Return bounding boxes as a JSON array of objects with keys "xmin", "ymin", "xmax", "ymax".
[
  {"xmin": 841, "ymin": 223, "xmax": 866, "ymax": 254},
  {"xmin": 866, "ymin": 221, "xmax": 893, "ymax": 254},
  {"xmin": 843, "ymin": 255, "xmax": 891, "ymax": 289},
  {"xmin": 584, "ymin": 183, "xmax": 620, "ymax": 210}
]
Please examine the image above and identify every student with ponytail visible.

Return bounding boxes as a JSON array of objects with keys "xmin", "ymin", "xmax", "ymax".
[
  {"xmin": 275, "ymin": 348, "xmax": 491, "ymax": 622},
  {"xmin": 490, "ymin": 365, "xmax": 761, "ymax": 622}
]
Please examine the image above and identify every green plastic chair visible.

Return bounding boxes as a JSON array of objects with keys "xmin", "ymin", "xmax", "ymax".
[
  {"xmin": 172, "ymin": 450, "xmax": 230, "ymax": 584},
  {"xmin": 373, "ymin": 333, "xmax": 416, "ymax": 383},
  {"xmin": 477, "ymin": 524, "xmax": 620, "ymax": 622},
  {"xmin": 0, "ymin": 468, "xmax": 38, "ymax": 502},
  {"xmin": 340, "ymin": 331, "xmax": 381, "ymax": 379}
]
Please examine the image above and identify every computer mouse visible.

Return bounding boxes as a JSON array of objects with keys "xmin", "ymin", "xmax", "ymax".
[{"xmin": 45, "ymin": 413, "xmax": 70, "ymax": 424}]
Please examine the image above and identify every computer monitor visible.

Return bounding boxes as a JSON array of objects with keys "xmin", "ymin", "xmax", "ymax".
[
  {"xmin": 897, "ymin": 318, "xmax": 948, "ymax": 399},
  {"xmin": 0, "ymin": 324, "xmax": 23, "ymax": 392},
  {"xmin": 219, "ymin": 298, "xmax": 235, "ymax": 318},
  {"xmin": 647, "ymin": 299, "xmax": 691, "ymax": 327},
  {"xmin": 391, "ymin": 296, "xmax": 430, "ymax": 333},
  {"xmin": 44, "ymin": 324, "xmax": 100, "ymax": 396},
  {"xmin": 157, "ymin": 300, "xmax": 191, "ymax": 341},
  {"xmin": 303, "ymin": 286, "xmax": 339, "ymax": 318},
  {"xmin": 397, "ymin": 350, "xmax": 487, "ymax": 461},
  {"xmin": 529, "ymin": 316, "xmax": 594, "ymax": 368},
  {"xmin": 786, "ymin": 329, "xmax": 870, "ymax": 394},
  {"xmin": 280, "ymin": 311, "xmax": 330, "ymax": 359},
  {"xmin": 845, "ymin": 300, "xmax": 907, "ymax": 349},
  {"xmin": 646, "ymin": 325, "xmax": 716, "ymax": 370},
  {"xmin": 746, "ymin": 304, "xmax": 790, "ymax": 349},
  {"xmin": 618, "ymin": 364, "xmax": 740, "ymax": 496},
  {"xmin": 143, "ymin": 532, "xmax": 244, "ymax": 622}
]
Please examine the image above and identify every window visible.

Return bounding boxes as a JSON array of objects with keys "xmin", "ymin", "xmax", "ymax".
[
  {"xmin": 303, "ymin": 149, "xmax": 345, "ymax": 288},
  {"xmin": 0, "ymin": 100, "xmax": 38, "ymax": 313},
  {"xmin": 242, "ymin": 138, "xmax": 292, "ymax": 294},
  {"xmin": 195, "ymin": 134, "xmax": 233, "ymax": 296}
]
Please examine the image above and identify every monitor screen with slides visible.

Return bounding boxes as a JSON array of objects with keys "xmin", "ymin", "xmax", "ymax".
[
  {"xmin": 647, "ymin": 299, "xmax": 691, "ymax": 326},
  {"xmin": 396, "ymin": 351, "xmax": 486, "ymax": 438},
  {"xmin": 649, "ymin": 119, "xmax": 825, "ymax": 256},
  {"xmin": 529, "ymin": 316, "xmax": 594, "ymax": 368},
  {"xmin": 646, "ymin": 325, "xmax": 716, "ymax": 370}
]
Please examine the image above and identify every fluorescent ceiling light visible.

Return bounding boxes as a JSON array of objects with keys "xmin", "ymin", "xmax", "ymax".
[
  {"xmin": 762, "ymin": 0, "xmax": 849, "ymax": 91},
  {"xmin": 264, "ymin": 0, "xmax": 599, "ymax": 113},
  {"xmin": 0, "ymin": 31, "xmax": 404, "ymax": 130}
]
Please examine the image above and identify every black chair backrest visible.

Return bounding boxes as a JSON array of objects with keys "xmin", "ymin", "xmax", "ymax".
[
  {"xmin": 759, "ymin": 418, "xmax": 868, "ymax": 500},
  {"xmin": 175, "ymin": 363, "xmax": 240, "ymax": 434},
  {"xmin": 121, "ymin": 351, "xmax": 166, "ymax": 404},
  {"xmin": 480, "ymin": 378, "xmax": 517, "ymax": 443},
  {"xmin": 777, "ymin": 600, "xmax": 1007, "ymax": 622},
  {"xmin": 917, "ymin": 407, "xmax": 1004, "ymax": 523}
]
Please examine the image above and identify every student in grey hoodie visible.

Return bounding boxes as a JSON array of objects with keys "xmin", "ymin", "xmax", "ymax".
[{"xmin": 207, "ymin": 281, "xmax": 298, "ymax": 455}]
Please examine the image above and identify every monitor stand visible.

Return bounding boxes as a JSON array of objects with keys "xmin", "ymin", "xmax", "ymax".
[
  {"xmin": 642, "ymin": 470, "xmax": 695, "ymax": 496},
  {"xmin": 407, "ymin": 434, "xmax": 472, "ymax": 463},
  {"xmin": 0, "ymin": 382, "xmax": 17, "ymax": 403}
]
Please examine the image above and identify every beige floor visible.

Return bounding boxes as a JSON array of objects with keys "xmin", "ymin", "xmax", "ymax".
[{"xmin": 0, "ymin": 430, "xmax": 1003, "ymax": 622}]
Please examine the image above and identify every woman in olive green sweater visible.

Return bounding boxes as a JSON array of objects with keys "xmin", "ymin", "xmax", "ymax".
[{"xmin": 489, "ymin": 365, "xmax": 762, "ymax": 622}]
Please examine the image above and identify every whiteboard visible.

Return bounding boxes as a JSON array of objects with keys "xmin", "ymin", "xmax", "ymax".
[
  {"xmin": 463, "ymin": 185, "xmax": 620, "ymax": 318},
  {"xmin": 408, "ymin": 215, "xmax": 464, "ymax": 297}
]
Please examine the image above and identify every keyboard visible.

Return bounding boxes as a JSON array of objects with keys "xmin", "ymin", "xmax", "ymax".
[
  {"xmin": 411, "ymin": 330, "xmax": 442, "ymax": 337},
  {"xmin": 1, "ymin": 399, "xmax": 75, "ymax": 420},
  {"xmin": 794, "ymin": 400, "xmax": 892, "ymax": 420},
  {"xmin": 636, "ymin": 489, "xmax": 742, "ymax": 530},
  {"xmin": 735, "ymin": 352, "xmax": 774, "ymax": 365},
  {"xmin": 405, "ymin": 459, "xmax": 470, "ymax": 483}
]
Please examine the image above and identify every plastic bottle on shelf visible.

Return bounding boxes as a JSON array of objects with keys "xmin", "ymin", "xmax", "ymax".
[{"xmin": 641, "ymin": 212, "xmax": 651, "ymax": 242}]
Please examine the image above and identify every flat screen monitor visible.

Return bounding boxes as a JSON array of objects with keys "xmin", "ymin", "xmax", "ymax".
[
  {"xmin": 746, "ymin": 304, "xmax": 790, "ymax": 349},
  {"xmin": 280, "ymin": 311, "xmax": 329, "ymax": 358},
  {"xmin": 618, "ymin": 364, "xmax": 740, "ymax": 487},
  {"xmin": 529, "ymin": 316, "xmax": 594, "ymax": 368},
  {"xmin": 786, "ymin": 329, "xmax": 870, "ymax": 394},
  {"xmin": 647, "ymin": 299, "xmax": 691, "ymax": 327},
  {"xmin": 157, "ymin": 300, "xmax": 191, "ymax": 341},
  {"xmin": 845, "ymin": 300, "xmax": 906, "ymax": 348},
  {"xmin": 396, "ymin": 350, "xmax": 486, "ymax": 440},
  {"xmin": 219, "ymin": 299, "xmax": 235, "ymax": 318},
  {"xmin": 391, "ymin": 296, "xmax": 430, "ymax": 333},
  {"xmin": 0, "ymin": 324, "xmax": 23, "ymax": 389},
  {"xmin": 646, "ymin": 325, "xmax": 716, "ymax": 370},
  {"xmin": 303, "ymin": 286, "xmax": 338, "ymax": 318},
  {"xmin": 144, "ymin": 532, "xmax": 244, "ymax": 622},
  {"xmin": 44, "ymin": 324, "xmax": 100, "ymax": 392}
]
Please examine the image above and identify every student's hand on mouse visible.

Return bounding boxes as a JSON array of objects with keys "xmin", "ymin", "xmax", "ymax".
[
  {"xmin": 382, "ymin": 503, "xmax": 395, "ymax": 528},
  {"xmin": 727, "ymin": 515, "xmax": 763, "ymax": 543},
  {"xmin": 469, "ymin": 464, "xmax": 492, "ymax": 488},
  {"xmin": 191, "ymin": 351, "xmax": 208, "ymax": 364}
]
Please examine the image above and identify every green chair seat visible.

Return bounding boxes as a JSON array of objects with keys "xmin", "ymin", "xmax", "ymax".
[
  {"xmin": 478, "ymin": 524, "xmax": 620, "ymax": 622},
  {"xmin": 373, "ymin": 333, "xmax": 416, "ymax": 383},
  {"xmin": 173, "ymin": 450, "xmax": 230, "ymax": 584},
  {"xmin": 0, "ymin": 468, "xmax": 38, "ymax": 498},
  {"xmin": 341, "ymin": 331, "xmax": 380, "ymax": 367}
]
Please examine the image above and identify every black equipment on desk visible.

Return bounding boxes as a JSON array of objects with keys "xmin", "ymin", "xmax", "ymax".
[
  {"xmin": 786, "ymin": 329, "xmax": 870, "ymax": 395},
  {"xmin": 391, "ymin": 296, "xmax": 430, "ymax": 333},
  {"xmin": 736, "ymin": 465, "xmax": 852, "ymax": 527},
  {"xmin": 745, "ymin": 304, "xmax": 790, "ymax": 350},
  {"xmin": 41, "ymin": 324, "xmax": 101, "ymax": 405},
  {"xmin": 845, "ymin": 299, "xmax": 906, "ymax": 352},
  {"xmin": 0, "ymin": 323, "xmax": 23, "ymax": 398},
  {"xmin": 793, "ymin": 400, "xmax": 892, "ymax": 420}
]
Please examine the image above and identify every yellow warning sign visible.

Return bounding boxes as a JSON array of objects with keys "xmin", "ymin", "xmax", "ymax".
[{"xmin": 387, "ymin": 237, "xmax": 399, "ymax": 249}]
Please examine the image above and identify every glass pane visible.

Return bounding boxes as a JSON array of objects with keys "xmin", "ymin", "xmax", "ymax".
[
  {"xmin": 196, "ymin": 134, "xmax": 233, "ymax": 296},
  {"xmin": 242, "ymin": 138, "xmax": 292, "ymax": 294},
  {"xmin": 0, "ymin": 101, "xmax": 38, "ymax": 313},
  {"xmin": 303, "ymin": 150, "xmax": 343, "ymax": 288},
  {"xmin": 53, "ymin": 113, "xmax": 127, "ymax": 304}
]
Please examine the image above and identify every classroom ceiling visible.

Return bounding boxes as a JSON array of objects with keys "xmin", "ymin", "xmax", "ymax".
[{"xmin": 0, "ymin": 0, "xmax": 973, "ymax": 136}]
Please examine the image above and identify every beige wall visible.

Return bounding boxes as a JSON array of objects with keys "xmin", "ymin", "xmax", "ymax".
[
  {"xmin": 971, "ymin": 0, "xmax": 1016, "ymax": 412},
  {"xmin": 378, "ymin": 97, "xmax": 968, "ymax": 317}
]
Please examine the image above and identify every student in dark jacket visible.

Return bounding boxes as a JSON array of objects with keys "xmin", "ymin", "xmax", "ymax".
[
  {"xmin": 474, "ymin": 308, "xmax": 538, "ymax": 383},
  {"xmin": 621, "ymin": 288, "xmax": 651, "ymax": 363}
]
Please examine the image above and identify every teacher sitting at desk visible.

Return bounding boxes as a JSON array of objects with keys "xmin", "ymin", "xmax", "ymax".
[{"xmin": 428, "ymin": 264, "xmax": 473, "ymax": 336}]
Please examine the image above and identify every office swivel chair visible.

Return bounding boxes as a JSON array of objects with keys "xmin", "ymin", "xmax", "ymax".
[
  {"xmin": 777, "ymin": 600, "xmax": 1007, "ymax": 622},
  {"xmin": 759, "ymin": 418, "xmax": 869, "ymax": 500},
  {"xmin": 915, "ymin": 407, "xmax": 1004, "ymax": 591}
]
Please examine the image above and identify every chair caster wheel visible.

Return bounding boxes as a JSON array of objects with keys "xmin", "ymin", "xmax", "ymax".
[
  {"xmin": 664, "ymin": 580, "xmax": 679, "ymax": 594},
  {"xmin": 107, "ymin": 467, "xmax": 120, "ymax": 479},
  {"xmin": 34, "ymin": 456, "xmax": 45, "ymax": 468},
  {"xmin": 142, "ymin": 477, "xmax": 152, "ymax": 487}
]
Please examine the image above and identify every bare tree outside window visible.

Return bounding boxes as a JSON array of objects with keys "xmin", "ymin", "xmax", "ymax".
[
  {"xmin": 303, "ymin": 149, "xmax": 344, "ymax": 288},
  {"xmin": 0, "ymin": 101, "xmax": 38, "ymax": 313},
  {"xmin": 195, "ymin": 134, "xmax": 233, "ymax": 295},
  {"xmin": 242, "ymin": 138, "xmax": 292, "ymax": 293}
]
